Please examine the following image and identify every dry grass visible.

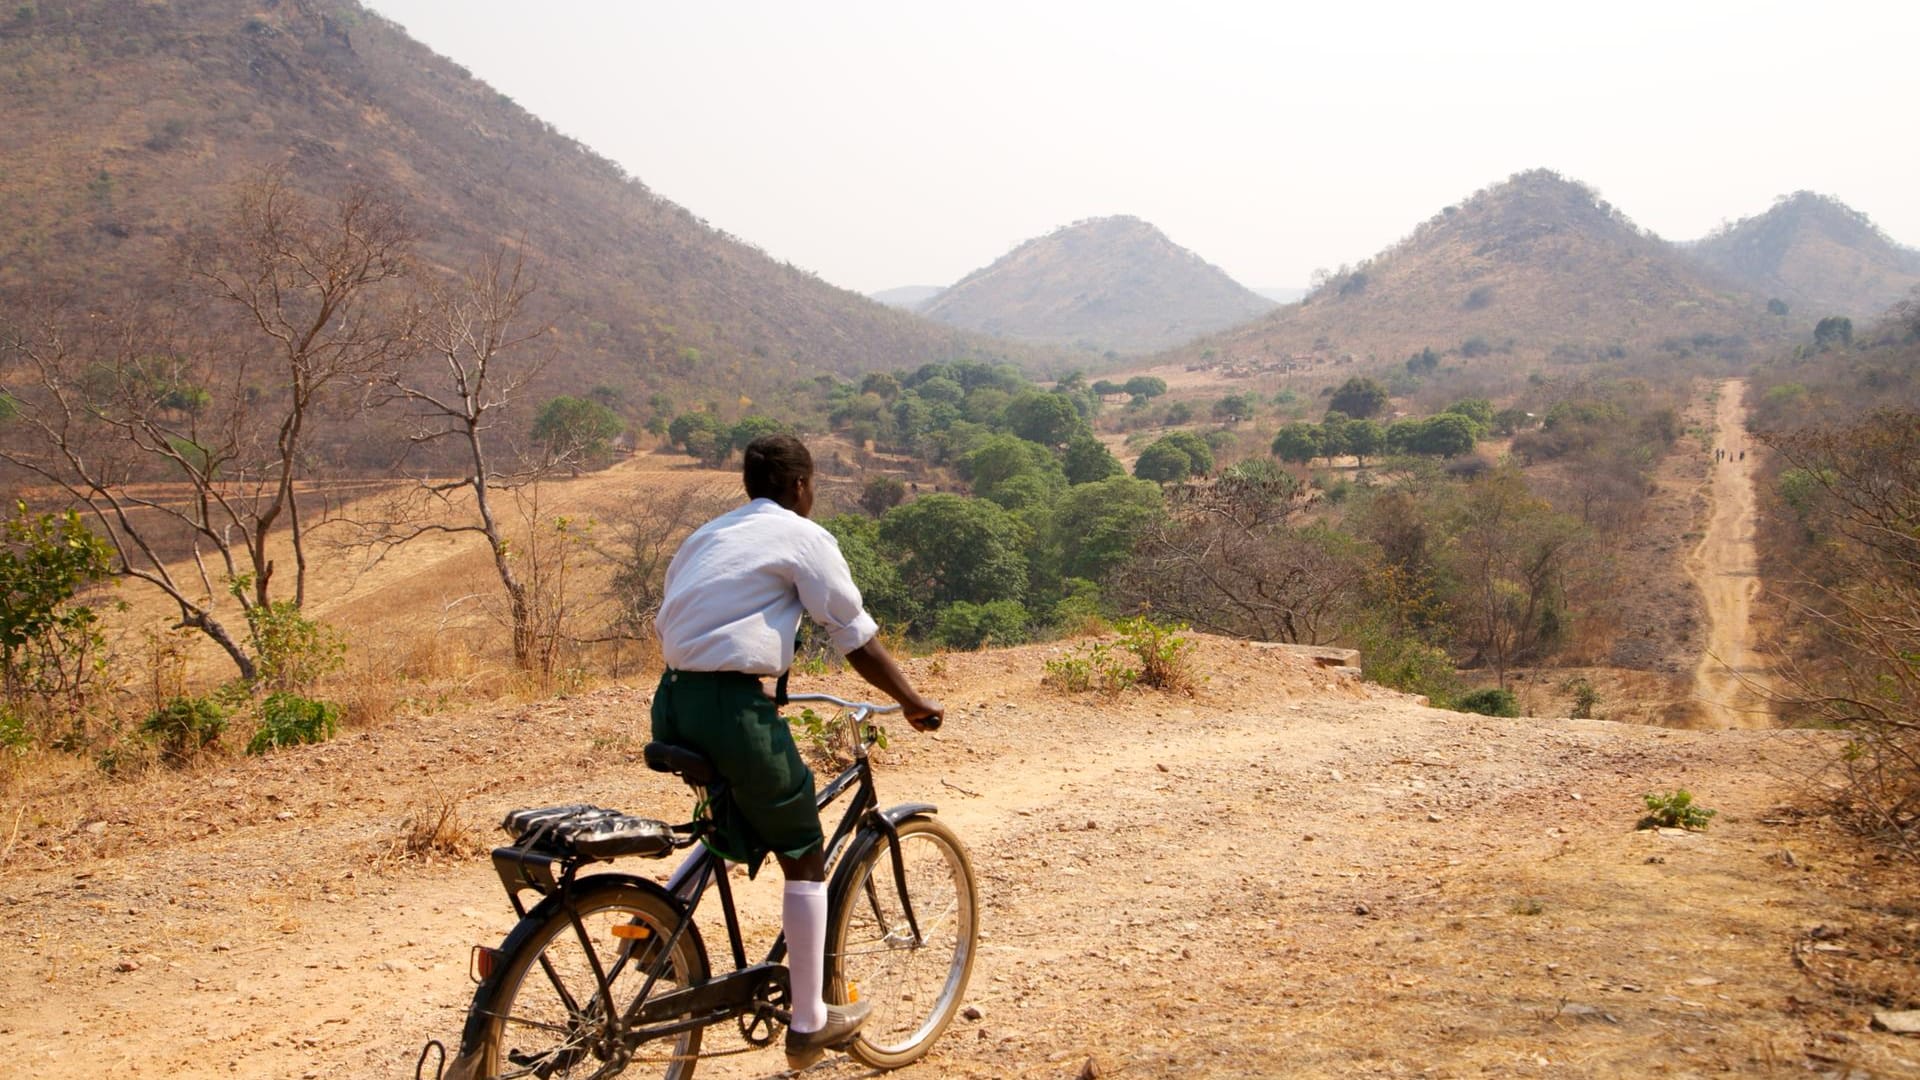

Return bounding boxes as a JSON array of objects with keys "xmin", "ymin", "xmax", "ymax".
[{"xmin": 384, "ymin": 792, "xmax": 484, "ymax": 864}]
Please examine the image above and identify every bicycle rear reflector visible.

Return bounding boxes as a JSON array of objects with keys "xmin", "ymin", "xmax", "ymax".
[
  {"xmin": 612, "ymin": 923, "xmax": 653, "ymax": 940},
  {"xmin": 470, "ymin": 945, "xmax": 501, "ymax": 983}
]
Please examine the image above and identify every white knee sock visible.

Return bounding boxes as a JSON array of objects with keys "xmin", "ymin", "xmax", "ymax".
[{"xmin": 784, "ymin": 880, "xmax": 830, "ymax": 1034}]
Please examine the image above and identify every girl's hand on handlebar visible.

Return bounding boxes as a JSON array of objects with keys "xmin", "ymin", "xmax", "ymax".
[{"xmin": 904, "ymin": 697, "xmax": 943, "ymax": 733}]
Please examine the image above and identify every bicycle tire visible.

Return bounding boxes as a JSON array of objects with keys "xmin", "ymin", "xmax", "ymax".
[
  {"xmin": 826, "ymin": 815, "xmax": 979, "ymax": 1069},
  {"xmin": 476, "ymin": 876, "xmax": 709, "ymax": 1080}
]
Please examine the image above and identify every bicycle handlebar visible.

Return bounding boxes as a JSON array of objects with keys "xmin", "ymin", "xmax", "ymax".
[{"xmin": 783, "ymin": 692, "xmax": 940, "ymax": 731}]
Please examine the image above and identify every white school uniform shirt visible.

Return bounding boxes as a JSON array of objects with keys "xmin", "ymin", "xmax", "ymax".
[{"xmin": 654, "ymin": 498, "xmax": 879, "ymax": 675}]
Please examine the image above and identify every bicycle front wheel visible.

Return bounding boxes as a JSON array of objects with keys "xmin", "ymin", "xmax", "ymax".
[
  {"xmin": 477, "ymin": 876, "xmax": 709, "ymax": 1080},
  {"xmin": 827, "ymin": 815, "xmax": 979, "ymax": 1069}
]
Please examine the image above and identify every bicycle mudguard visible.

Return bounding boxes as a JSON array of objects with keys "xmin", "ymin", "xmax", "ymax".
[
  {"xmin": 825, "ymin": 802, "xmax": 937, "ymax": 903},
  {"xmin": 449, "ymin": 873, "xmax": 702, "ymax": 1077}
]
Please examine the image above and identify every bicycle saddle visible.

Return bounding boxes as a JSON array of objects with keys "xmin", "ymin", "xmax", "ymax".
[{"xmin": 644, "ymin": 742, "xmax": 716, "ymax": 786}]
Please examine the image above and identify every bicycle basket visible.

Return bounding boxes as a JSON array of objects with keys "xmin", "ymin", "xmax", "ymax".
[{"xmin": 500, "ymin": 804, "xmax": 676, "ymax": 860}]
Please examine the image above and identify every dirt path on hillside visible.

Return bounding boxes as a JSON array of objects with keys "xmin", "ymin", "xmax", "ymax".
[
  {"xmin": 1687, "ymin": 380, "xmax": 1774, "ymax": 729},
  {"xmin": 4, "ymin": 638, "xmax": 1914, "ymax": 1078}
]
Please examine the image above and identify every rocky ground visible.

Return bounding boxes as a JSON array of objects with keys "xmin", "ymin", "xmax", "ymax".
[{"xmin": 3, "ymin": 637, "xmax": 1916, "ymax": 1079}]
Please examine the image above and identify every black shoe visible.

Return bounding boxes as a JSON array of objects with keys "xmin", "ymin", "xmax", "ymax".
[{"xmin": 785, "ymin": 1000, "xmax": 872, "ymax": 1069}]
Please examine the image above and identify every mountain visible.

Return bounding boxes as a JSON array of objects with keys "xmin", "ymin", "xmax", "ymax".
[
  {"xmin": 917, "ymin": 216, "xmax": 1276, "ymax": 354},
  {"xmin": 1687, "ymin": 192, "xmax": 1920, "ymax": 320},
  {"xmin": 870, "ymin": 285, "xmax": 945, "ymax": 310},
  {"xmin": 1178, "ymin": 170, "xmax": 1787, "ymax": 370},
  {"xmin": 0, "ymin": 0, "xmax": 1041, "ymax": 406}
]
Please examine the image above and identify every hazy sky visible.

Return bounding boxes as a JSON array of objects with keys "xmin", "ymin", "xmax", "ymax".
[{"xmin": 364, "ymin": 1, "xmax": 1918, "ymax": 295}]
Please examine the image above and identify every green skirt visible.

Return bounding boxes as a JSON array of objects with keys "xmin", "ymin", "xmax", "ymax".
[{"xmin": 650, "ymin": 669, "xmax": 823, "ymax": 875}]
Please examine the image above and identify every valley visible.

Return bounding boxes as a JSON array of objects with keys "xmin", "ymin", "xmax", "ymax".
[{"xmin": 3, "ymin": 2, "xmax": 1918, "ymax": 1077}]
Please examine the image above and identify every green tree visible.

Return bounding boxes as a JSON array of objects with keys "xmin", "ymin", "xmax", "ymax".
[
  {"xmin": 1213, "ymin": 392, "xmax": 1258, "ymax": 423},
  {"xmin": 915, "ymin": 375, "xmax": 965, "ymax": 405},
  {"xmin": 1004, "ymin": 391, "xmax": 1084, "ymax": 446},
  {"xmin": 1319, "ymin": 411, "xmax": 1353, "ymax": 464},
  {"xmin": 1039, "ymin": 476, "xmax": 1166, "ymax": 587},
  {"xmin": 877, "ymin": 495, "xmax": 1028, "ymax": 613},
  {"xmin": 1492, "ymin": 407, "xmax": 1534, "ymax": 435},
  {"xmin": 1159, "ymin": 430, "xmax": 1214, "ymax": 475},
  {"xmin": 1345, "ymin": 418, "xmax": 1385, "ymax": 466},
  {"xmin": 860, "ymin": 371, "xmax": 901, "ymax": 400},
  {"xmin": 934, "ymin": 599, "xmax": 1030, "ymax": 650},
  {"xmin": 860, "ymin": 475, "xmax": 907, "ymax": 516},
  {"xmin": 1133, "ymin": 439, "xmax": 1197, "ymax": 483},
  {"xmin": 533, "ymin": 396, "xmax": 624, "ymax": 465},
  {"xmin": 1387, "ymin": 414, "xmax": 1478, "ymax": 457},
  {"xmin": 1328, "ymin": 376, "xmax": 1389, "ymax": 419},
  {"xmin": 962, "ymin": 433, "xmax": 1058, "ymax": 498},
  {"xmin": 891, "ymin": 393, "xmax": 933, "ymax": 453},
  {"xmin": 984, "ymin": 470, "xmax": 1063, "ymax": 514},
  {"xmin": 1271, "ymin": 422, "xmax": 1322, "ymax": 465},
  {"xmin": 1443, "ymin": 398, "xmax": 1494, "ymax": 432},
  {"xmin": 822, "ymin": 514, "xmax": 917, "ymax": 629},
  {"xmin": 1123, "ymin": 375, "xmax": 1169, "ymax": 400},
  {"xmin": 729, "ymin": 413, "xmax": 788, "ymax": 453},
  {"xmin": 1814, "ymin": 315, "xmax": 1854, "ymax": 350},
  {"xmin": 667, "ymin": 410, "xmax": 726, "ymax": 451},
  {"xmin": 1063, "ymin": 432, "xmax": 1123, "ymax": 485}
]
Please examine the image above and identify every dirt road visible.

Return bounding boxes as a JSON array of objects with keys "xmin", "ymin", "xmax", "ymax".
[
  {"xmin": 5, "ymin": 638, "xmax": 1913, "ymax": 1078},
  {"xmin": 1686, "ymin": 380, "xmax": 1773, "ymax": 728}
]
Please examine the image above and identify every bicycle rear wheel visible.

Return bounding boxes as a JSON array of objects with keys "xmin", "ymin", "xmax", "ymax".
[
  {"xmin": 826, "ymin": 816, "xmax": 979, "ymax": 1069},
  {"xmin": 477, "ymin": 876, "xmax": 708, "ymax": 1080}
]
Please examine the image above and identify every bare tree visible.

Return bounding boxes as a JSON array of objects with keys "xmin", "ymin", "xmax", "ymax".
[
  {"xmin": 359, "ymin": 248, "xmax": 553, "ymax": 669},
  {"xmin": 1761, "ymin": 412, "xmax": 1920, "ymax": 853},
  {"xmin": 1439, "ymin": 468, "xmax": 1582, "ymax": 689},
  {"xmin": 601, "ymin": 482, "xmax": 735, "ymax": 638},
  {"xmin": 0, "ymin": 173, "xmax": 414, "ymax": 681},
  {"xmin": 183, "ymin": 167, "xmax": 415, "ymax": 610},
  {"xmin": 1114, "ymin": 476, "xmax": 1366, "ymax": 644}
]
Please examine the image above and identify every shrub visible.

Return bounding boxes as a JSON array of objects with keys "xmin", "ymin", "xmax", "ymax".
[
  {"xmin": 247, "ymin": 692, "xmax": 340, "ymax": 754},
  {"xmin": 1042, "ymin": 641, "xmax": 1137, "ymax": 695},
  {"xmin": 1357, "ymin": 626, "xmax": 1460, "ymax": 707},
  {"xmin": 1639, "ymin": 789, "xmax": 1715, "ymax": 831},
  {"xmin": 1115, "ymin": 616, "xmax": 1198, "ymax": 693},
  {"xmin": 934, "ymin": 600, "xmax": 1030, "ymax": 651},
  {"xmin": 1565, "ymin": 677, "xmax": 1599, "ymax": 719},
  {"xmin": 0, "ymin": 705, "xmax": 28, "ymax": 755},
  {"xmin": 233, "ymin": 582, "xmax": 345, "ymax": 692},
  {"xmin": 141, "ymin": 696, "xmax": 226, "ymax": 763},
  {"xmin": 1454, "ymin": 688, "xmax": 1519, "ymax": 717}
]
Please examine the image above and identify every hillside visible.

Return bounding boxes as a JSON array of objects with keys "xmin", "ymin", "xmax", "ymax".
[
  {"xmin": 1687, "ymin": 191, "xmax": 1920, "ymax": 320},
  {"xmin": 1178, "ymin": 170, "xmax": 1787, "ymax": 374},
  {"xmin": 919, "ymin": 215, "xmax": 1276, "ymax": 354},
  {"xmin": 0, "ymin": 0, "xmax": 1042, "ymax": 406}
]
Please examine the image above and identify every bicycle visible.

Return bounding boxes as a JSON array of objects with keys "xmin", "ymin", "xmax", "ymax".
[{"xmin": 418, "ymin": 693, "xmax": 979, "ymax": 1080}]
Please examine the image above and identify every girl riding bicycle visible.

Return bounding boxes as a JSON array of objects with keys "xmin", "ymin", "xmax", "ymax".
[{"xmin": 650, "ymin": 434, "xmax": 943, "ymax": 1069}]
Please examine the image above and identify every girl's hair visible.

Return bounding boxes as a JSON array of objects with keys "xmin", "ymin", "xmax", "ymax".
[{"xmin": 743, "ymin": 434, "xmax": 812, "ymax": 501}]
